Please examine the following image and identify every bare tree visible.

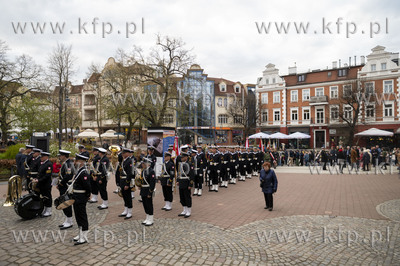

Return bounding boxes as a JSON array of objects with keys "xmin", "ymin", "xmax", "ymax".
[
  {"xmin": 127, "ymin": 35, "xmax": 195, "ymax": 126},
  {"xmin": 47, "ymin": 43, "xmax": 75, "ymax": 149},
  {"xmin": 338, "ymin": 78, "xmax": 373, "ymax": 146},
  {"xmin": 227, "ymin": 89, "xmax": 259, "ymax": 141},
  {"xmin": 0, "ymin": 40, "xmax": 41, "ymax": 143}
]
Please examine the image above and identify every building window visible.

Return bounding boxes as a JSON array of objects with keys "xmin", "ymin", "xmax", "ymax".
[
  {"xmin": 365, "ymin": 82, "xmax": 374, "ymax": 97},
  {"xmin": 291, "ymin": 90, "xmax": 298, "ymax": 102},
  {"xmin": 163, "ymin": 114, "xmax": 174, "ymax": 124},
  {"xmin": 217, "ymin": 98, "xmax": 222, "ymax": 107},
  {"xmin": 272, "ymin": 78, "xmax": 276, "ymax": 83},
  {"xmin": 384, "ymin": 103, "xmax": 393, "ymax": 117},
  {"xmin": 273, "ymin": 110, "xmax": 280, "ymax": 121},
  {"xmin": 316, "ymin": 108, "xmax": 324, "ymax": 124},
  {"xmin": 168, "ymin": 99, "xmax": 174, "ymax": 107},
  {"xmin": 223, "ymin": 98, "xmax": 228, "ymax": 107},
  {"xmin": 262, "ymin": 110, "xmax": 268, "ymax": 122},
  {"xmin": 265, "ymin": 78, "xmax": 269, "ymax": 84},
  {"xmin": 273, "ymin": 91, "xmax": 280, "ymax": 103},
  {"xmin": 338, "ymin": 69, "xmax": 347, "ymax": 77},
  {"xmin": 343, "ymin": 105, "xmax": 352, "ymax": 120},
  {"xmin": 261, "ymin": 93, "xmax": 268, "ymax": 104},
  {"xmin": 371, "ymin": 64, "xmax": 376, "ymax": 71},
  {"xmin": 303, "ymin": 108, "xmax": 310, "ymax": 121},
  {"xmin": 315, "ymin": 87, "xmax": 324, "ymax": 97},
  {"xmin": 220, "ymin": 84, "xmax": 226, "ymax": 92},
  {"xmin": 291, "ymin": 109, "xmax": 298, "ymax": 121},
  {"xmin": 234, "ymin": 85, "xmax": 240, "ymax": 93},
  {"xmin": 75, "ymin": 98, "xmax": 79, "ymax": 106},
  {"xmin": 218, "ymin": 114, "xmax": 228, "ymax": 124},
  {"xmin": 384, "ymin": 80, "xmax": 393, "ymax": 93},
  {"xmin": 329, "ymin": 86, "xmax": 338, "ymax": 99},
  {"xmin": 234, "ymin": 115, "xmax": 243, "ymax": 124},
  {"xmin": 365, "ymin": 105, "xmax": 375, "ymax": 118},
  {"xmin": 330, "ymin": 106, "xmax": 339, "ymax": 121},
  {"xmin": 343, "ymin": 85, "xmax": 352, "ymax": 98},
  {"xmin": 297, "ymin": 74, "xmax": 305, "ymax": 82},
  {"xmin": 381, "ymin": 63, "xmax": 387, "ymax": 70},
  {"xmin": 302, "ymin": 89, "xmax": 310, "ymax": 101}
]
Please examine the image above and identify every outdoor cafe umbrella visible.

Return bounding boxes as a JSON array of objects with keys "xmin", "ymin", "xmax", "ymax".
[
  {"xmin": 100, "ymin": 129, "xmax": 119, "ymax": 138},
  {"xmin": 248, "ymin": 132, "xmax": 270, "ymax": 139},
  {"xmin": 265, "ymin": 132, "xmax": 289, "ymax": 150},
  {"xmin": 355, "ymin": 128, "xmax": 394, "ymax": 137},
  {"xmin": 288, "ymin": 132, "xmax": 311, "ymax": 149},
  {"xmin": 76, "ymin": 129, "xmax": 99, "ymax": 138}
]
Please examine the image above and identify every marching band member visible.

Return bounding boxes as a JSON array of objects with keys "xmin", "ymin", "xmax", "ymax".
[
  {"xmin": 27, "ymin": 148, "xmax": 42, "ymax": 191},
  {"xmin": 238, "ymin": 147, "xmax": 246, "ymax": 181},
  {"xmin": 57, "ymin": 150, "xmax": 74, "ymax": 229},
  {"xmin": 140, "ymin": 158, "xmax": 156, "ymax": 226},
  {"xmin": 160, "ymin": 152, "xmax": 175, "ymax": 211},
  {"xmin": 97, "ymin": 148, "xmax": 110, "ymax": 210},
  {"xmin": 194, "ymin": 146, "xmax": 207, "ymax": 196},
  {"xmin": 35, "ymin": 151, "xmax": 53, "ymax": 217},
  {"xmin": 118, "ymin": 148, "xmax": 134, "ymax": 219},
  {"xmin": 246, "ymin": 147, "xmax": 252, "ymax": 179},
  {"xmin": 177, "ymin": 152, "xmax": 194, "ymax": 218},
  {"xmin": 88, "ymin": 147, "xmax": 100, "ymax": 203},
  {"xmin": 207, "ymin": 146, "xmax": 220, "ymax": 192},
  {"xmin": 22, "ymin": 144, "xmax": 35, "ymax": 190},
  {"xmin": 72, "ymin": 154, "xmax": 91, "ymax": 245},
  {"xmin": 129, "ymin": 149, "xmax": 137, "ymax": 199},
  {"xmin": 229, "ymin": 146, "xmax": 238, "ymax": 184},
  {"xmin": 220, "ymin": 146, "xmax": 229, "ymax": 188}
]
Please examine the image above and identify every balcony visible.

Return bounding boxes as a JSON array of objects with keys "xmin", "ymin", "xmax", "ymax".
[{"xmin": 309, "ymin": 95, "xmax": 328, "ymax": 105}]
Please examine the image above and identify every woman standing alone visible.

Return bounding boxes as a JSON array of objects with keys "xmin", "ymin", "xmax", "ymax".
[{"xmin": 259, "ymin": 162, "xmax": 278, "ymax": 211}]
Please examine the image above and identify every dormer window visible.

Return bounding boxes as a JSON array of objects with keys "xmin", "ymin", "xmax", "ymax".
[
  {"xmin": 297, "ymin": 74, "xmax": 305, "ymax": 82},
  {"xmin": 272, "ymin": 78, "xmax": 276, "ymax": 84},
  {"xmin": 220, "ymin": 83, "xmax": 226, "ymax": 92},
  {"xmin": 234, "ymin": 85, "xmax": 240, "ymax": 93}
]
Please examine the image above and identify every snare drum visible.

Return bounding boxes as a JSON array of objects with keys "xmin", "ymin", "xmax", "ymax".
[{"xmin": 54, "ymin": 194, "xmax": 75, "ymax": 210}]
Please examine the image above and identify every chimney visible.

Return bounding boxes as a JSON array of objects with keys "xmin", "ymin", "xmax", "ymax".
[
  {"xmin": 349, "ymin": 56, "xmax": 351, "ymax": 66},
  {"xmin": 339, "ymin": 59, "xmax": 341, "ymax": 68},
  {"xmin": 288, "ymin": 64, "xmax": 297, "ymax": 74},
  {"xmin": 354, "ymin": 56, "xmax": 357, "ymax": 65},
  {"xmin": 83, "ymin": 79, "xmax": 87, "ymax": 83},
  {"xmin": 332, "ymin": 61, "xmax": 337, "ymax": 69},
  {"xmin": 361, "ymin": 56, "xmax": 366, "ymax": 65}
]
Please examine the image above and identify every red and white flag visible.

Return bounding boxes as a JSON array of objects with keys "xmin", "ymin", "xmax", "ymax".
[
  {"xmin": 245, "ymin": 138, "xmax": 249, "ymax": 149},
  {"xmin": 259, "ymin": 138, "xmax": 264, "ymax": 151},
  {"xmin": 173, "ymin": 136, "xmax": 180, "ymax": 156}
]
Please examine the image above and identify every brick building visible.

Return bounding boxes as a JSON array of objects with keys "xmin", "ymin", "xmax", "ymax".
[{"xmin": 257, "ymin": 46, "xmax": 400, "ymax": 149}]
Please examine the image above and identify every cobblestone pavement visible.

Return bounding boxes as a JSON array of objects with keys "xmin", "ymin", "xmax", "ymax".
[{"xmin": 0, "ymin": 171, "xmax": 399, "ymax": 265}]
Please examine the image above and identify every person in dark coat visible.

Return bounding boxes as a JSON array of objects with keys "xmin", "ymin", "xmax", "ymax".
[
  {"xmin": 259, "ymin": 162, "xmax": 278, "ymax": 211},
  {"xmin": 15, "ymin": 147, "xmax": 27, "ymax": 182}
]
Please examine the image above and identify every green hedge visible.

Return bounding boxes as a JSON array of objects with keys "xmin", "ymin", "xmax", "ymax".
[{"xmin": 0, "ymin": 144, "xmax": 25, "ymax": 159}]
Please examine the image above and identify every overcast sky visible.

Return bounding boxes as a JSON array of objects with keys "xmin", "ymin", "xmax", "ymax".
[{"xmin": 1, "ymin": 0, "xmax": 399, "ymax": 84}]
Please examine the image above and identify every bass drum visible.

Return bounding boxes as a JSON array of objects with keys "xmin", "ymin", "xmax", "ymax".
[
  {"xmin": 14, "ymin": 193, "xmax": 44, "ymax": 220},
  {"xmin": 54, "ymin": 194, "xmax": 75, "ymax": 210}
]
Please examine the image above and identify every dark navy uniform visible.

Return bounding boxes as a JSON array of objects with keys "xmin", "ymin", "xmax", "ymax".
[
  {"xmin": 37, "ymin": 158, "xmax": 53, "ymax": 207},
  {"xmin": 73, "ymin": 166, "xmax": 91, "ymax": 231},
  {"xmin": 229, "ymin": 150, "xmax": 238, "ymax": 183},
  {"xmin": 97, "ymin": 155, "xmax": 110, "ymax": 202},
  {"xmin": 120, "ymin": 157, "xmax": 134, "ymax": 209},
  {"xmin": 160, "ymin": 159, "xmax": 175, "ymax": 203},
  {"xmin": 208, "ymin": 152, "xmax": 220, "ymax": 187},
  {"xmin": 90, "ymin": 153, "xmax": 100, "ymax": 197},
  {"xmin": 194, "ymin": 151, "xmax": 207, "ymax": 191},
  {"xmin": 238, "ymin": 150, "xmax": 247, "ymax": 180},
  {"xmin": 146, "ymin": 154, "xmax": 157, "ymax": 170},
  {"xmin": 221, "ymin": 151, "xmax": 230, "ymax": 187},
  {"xmin": 177, "ymin": 160, "xmax": 194, "ymax": 209},
  {"xmin": 58, "ymin": 158, "xmax": 74, "ymax": 218},
  {"xmin": 140, "ymin": 166, "xmax": 156, "ymax": 216}
]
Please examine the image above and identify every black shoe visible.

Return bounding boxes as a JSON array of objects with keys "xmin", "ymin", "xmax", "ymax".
[
  {"xmin": 124, "ymin": 216, "xmax": 132, "ymax": 220},
  {"xmin": 269, "ymin": 208, "xmax": 273, "ymax": 211},
  {"xmin": 161, "ymin": 207, "xmax": 166, "ymax": 210},
  {"xmin": 98, "ymin": 206, "xmax": 108, "ymax": 210},
  {"xmin": 60, "ymin": 225, "xmax": 73, "ymax": 230},
  {"xmin": 184, "ymin": 214, "xmax": 191, "ymax": 218},
  {"xmin": 178, "ymin": 213, "xmax": 186, "ymax": 217},
  {"xmin": 118, "ymin": 214, "xmax": 127, "ymax": 217},
  {"xmin": 88, "ymin": 200, "xmax": 97, "ymax": 203},
  {"xmin": 264, "ymin": 207, "xmax": 269, "ymax": 209},
  {"xmin": 74, "ymin": 240, "xmax": 87, "ymax": 246}
]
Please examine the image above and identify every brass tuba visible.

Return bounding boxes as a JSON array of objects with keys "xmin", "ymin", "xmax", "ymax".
[
  {"xmin": 109, "ymin": 145, "xmax": 121, "ymax": 171},
  {"xmin": 3, "ymin": 175, "xmax": 22, "ymax": 207},
  {"xmin": 134, "ymin": 168, "xmax": 143, "ymax": 187}
]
